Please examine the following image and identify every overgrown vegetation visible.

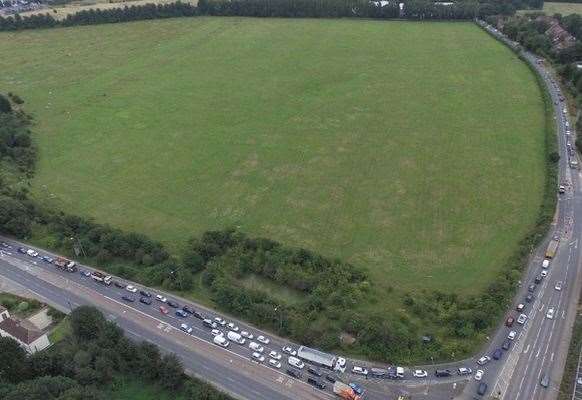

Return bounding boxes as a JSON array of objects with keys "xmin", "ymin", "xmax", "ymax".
[
  {"xmin": 0, "ymin": 292, "xmax": 43, "ymax": 318},
  {"xmin": 0, "ymin": 0, "xmax": 544, "ymax": 31},
  {"xmin": 557, "ymin": 304, "xmax": 582, "ymax": 399},
  {"xmin": 0, "ymin": 306, "xmax": 233, "ymax": 400}
]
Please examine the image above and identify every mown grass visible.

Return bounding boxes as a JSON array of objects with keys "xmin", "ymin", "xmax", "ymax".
[
  {"xmin": 0, "ymin": 18, "xmax": 547, "ymax": 351},
  {"xmin": 49, "ymin": 316, "xmax": 71, "ymax": 343},
  {"xmin": 541, "ymin": 2, "xmax": 582, "ymax": 15},
  {"xmin": 108, "ymin": 378, "xmax": 186, "ymax": 400}
]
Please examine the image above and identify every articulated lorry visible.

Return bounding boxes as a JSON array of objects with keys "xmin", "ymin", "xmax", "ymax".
[
  {"xmin": 91, "ymin": 271, "xmax": 112, "ymax": 285},
  {"xmin": 333, "ymin": 381, "xmax": 362, "ymax": 400},
  {"xmin": 54, "ymin": 257, "xmax": 78, "ymax": 272}
]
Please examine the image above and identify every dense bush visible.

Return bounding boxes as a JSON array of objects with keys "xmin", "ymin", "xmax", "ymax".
[{"xmin": 0, "ymin": 306, "xmax": 234, "ymax": 399}]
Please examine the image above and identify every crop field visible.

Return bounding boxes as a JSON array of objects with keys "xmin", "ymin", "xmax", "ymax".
[{"xmin": 0, "ymin": 18, "xmax": 546, "ymax": 309}]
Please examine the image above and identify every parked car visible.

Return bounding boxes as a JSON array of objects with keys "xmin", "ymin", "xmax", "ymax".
[
  {"xmin": 286, "ymin": 369, "xmax": 301, "ymax": 379},
  {"xmin": 517, "ymin": 313, "xmax": 528, "ymax": 324},
  {"xmin": 528, "ymin": 284, "xmax": 536, "ymax": 293},
  {"xmin": 502, "ymin": 339, "xmax": 511, "ymax": 351},
  {"xmin": 526, "ymin": 293, "xmax": 535, "ymax": 303},
  {"xmin": 126, "ymin": 285, "xmax": 138, "ymax": 293},
  {"xmin": 175, "ymin": 309, "xmax": 188, "ymax": 318},
  {"xmin": 474, "ymin": 370, "xmax": 484, "ymax": 381},
  {"xmin": 349, "ymin": 383, "xmax": 364, "ymax": 396},
  {"xmin": 555, "ymin": 281, "xmax": 563, "ymax": 291},
  {"xmin": 167, "ymin": 300, "xmax": 179, "ymax": 308},
  {"xmin": 193, "ymin": 311, "xmax": 204, "ymax": 320},
  {"xmin": 211, "ymin": 329, "xmax": 223, "ymax": 337},
  {"xmin": 540, "ymin": 374, "xmax": 550, "ymax": 388},
  {"xmin": 140, "ymin": 290, "xmax": 152, "ymax": 297},
  {"xmin": 288, "ymin": 356, "xmax": 304, "ymax": 369},
  {"xmin": 249, "ymin": 342, "xmax": 264, "ymax": 353},
  {"xmin": 269, "ymin": 351, "xmax": 282, "ymax": 360},
  {"xmin": 505, "ymin": 316, "xmax": 515, "ymax": 327},
  {"xmin": 180, "ymin": 324, "xmax": 192, "ymax": 334},
  {"xmin": 282, "ymin": 346, "xmax": 296, "ymax": 356},
  {"xmin": 114, "ymin": 281, "xmax": 126, "ymax": 289},
  {"xmin": 541, "ymin": 270, "xmax": 548, "ymax": 278},
  {"xmin": 241, "ymin": 331, "xmax": 254, "ymax": 340},
  {"xmin": 203, "ymin": 319, "xmax": 218, "ymax": 329},
  {"xmin": 307, "ymin": 377, "xmax": 325, "ymax": 390},
  {"xmin": 352, "ymin": 366, "xmax": 368, "ymax": 376},
  {"xmin": 308, "ymin": 367, "xmax": 322, "ymax": 377},
  {"xmin": 435, "ymin": 369, "xmax": 452, "ymax": 378},
  {"xmin": 413, "ymin": 370, "xmax": 428, "ymax": 378},
  {"xmin": 252, "ymin": 352, "xmax": 265, "ymax": 363},
  {"xmin": 546, "ymin": 307, "xmax": 555, "ymax": 319},
  {"xmin": 492, "ymin": 349, "xmax": 503, "ymax": 360},
  {"xmin": 121, "ymin": 295, "xmax": 135, "ymax": 302},
  {"xmin": 477, "ymin": 356, "xmax": 491, "ymax": 366},
  {"xmin": 42, "ymin": 255, "xmax": 54, "ymax": 263},
  {"xmin": 214, "ymin": 317, "xmax": 226, "ymax": 326},
  {"xmin": 516, "ymin": 303, "xmax": 525, "ymax": 312},
  {"xmin": 257, "ymin": 335, "xmax": 270, "ymax": 345},
  {"xmin": 139, "ymin": 297, "xmax": 152, "ymax": 305},
  {"xmin": 182, "ymin": 305, "xmax": 195, "ymax": 314},
  {"xmin": 534, "ymin": 275, "xmax": 542, "ymax": 284},
  {"xmin": 334, "ymin": 357, "xmax": 346, "ymax": 372},
  {"xmin": 458, "ymin": 367, "xmax": 472, "ymax": 376},
  {"xmin": 268, "ymin": 359, "xmax": 282, "ymax": 369},
  {"xmin": 227, "ymin": 322, "xmax": 239, "ymax": 331},
  {"xmin": 156, "ymin": 294, "xmax": 167, "ymax": 303},
  {"xmin": 159, "ymin": 306, "xmax": 169, "ymax": 315},
  {"xmin": 325, "ymin": 374, "xmax": 338, "ymax": 383},
  {"xmin": 508, "ymin": 331, "xmax": 517, "ymax": 340},
  {"xmin": 477, "ymin": 382, "xmax": 488, "ymax": 396}
]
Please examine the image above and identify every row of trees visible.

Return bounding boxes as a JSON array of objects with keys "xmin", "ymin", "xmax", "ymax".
[
  {"xmin": 0, "ymin": 306, "xmax": 233, "ymax": 400},
  {"xmin": 0, "ymin": 0, "xmax": 546, "ymax": 31}
]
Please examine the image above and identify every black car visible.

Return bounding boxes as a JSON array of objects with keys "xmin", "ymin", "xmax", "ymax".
[
  {"xmin": 140, "ymin": 297, "xmax": 152, "ymax": 305},
  {"xmin": 140, "ymin": 290, "xmax": 152, "ymax": 297},
  {"xmin": 477, "ymin": 382, "xmax": 488, "ymax": 396},
  {"xmin": 17, "ymin": 247, "xmax": 26, "ymax": 254},
  {"xmin": 534, "ymin": 275, "xmax": 542, "ymax": 284},
  {"xmin": 526, "ymin": 293, "xmax": 535, "ymax": 303},
  {"xmin": 325, "ymin": 374, "xmax": 337, "ymax": 383},
  {"xmin": 114, "ymin": 281, "xmax": 126, "ymax": 289},
  {"xmin": 193, "ymin": 311, "xmax": 204, "ymax": 320},
  {"xmin": 502, "ymin": 339, "xmax": 511, "ymax": 351},
  {"xmin": 528, "ymin": 284, "xmax": 536, "ymax": 293},
  {"xmin": 286, "ymin": 369, "xmax": 302, "ymax": 379},
  {"xmin": 0, "ymin": 241, "xmax": 10, "ymax": 248},
  {"xmin": 492, "ymin": 349, "xmax": 503, "ymax": 360},
  {"xmin": 122, "ymin": 295, "xmax": 135, "ymax": 302},
  {"xmin": 307, "ymin": 367, "xmax": 322, "ymax": 377},
  {"xmin": 307, "ymin": 377, "xmax": 325, "ymax": 390},
  {"xmin": 167, "ymin": 300, "xmax": 179, "ymax": 308},
  {"xmin": 182, "ymin": 305, "xmax": 195, "ymax": 314},
  {"xmin": 435, "ymin": 369, "xmax": 452, "ymax": 377}
]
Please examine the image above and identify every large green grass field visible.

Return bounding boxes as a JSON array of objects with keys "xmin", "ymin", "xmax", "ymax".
[{"xmin": 0, "ymin": 18, "xmax": 546, "ymax": 306}]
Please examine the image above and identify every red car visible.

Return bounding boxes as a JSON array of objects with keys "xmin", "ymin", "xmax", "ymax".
[
  {"xmin": 505, "ymin": 316, "xmax": 515, "ymax": 327},
  {"xmin": 160, "ymin": 306, "xmax": 169, "ymax": 315}
]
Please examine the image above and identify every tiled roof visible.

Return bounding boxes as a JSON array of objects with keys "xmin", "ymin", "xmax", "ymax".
[{"xmin": 0, "ymin": 317, "xmax": 43, "ymax": 344}]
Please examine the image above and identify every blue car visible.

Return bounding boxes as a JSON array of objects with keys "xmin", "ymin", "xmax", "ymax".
[
  {"xmin": 349, "ymin": 383, "xmax": 364, "ymax": 396},
  {"xmin": 42, "ymin": 255, "xmax": 54, "ymax": 263},
  {"xmin": 175, "ymin": 310, "xmax": 188, "ymax": 318}
]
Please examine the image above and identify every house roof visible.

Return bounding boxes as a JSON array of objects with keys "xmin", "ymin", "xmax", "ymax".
[
  {"xmin": 0, "ymin": 317, "xmax": 43, "ymax": 344},
  {"xmin": 0, "ymin": 305, "xmax": 6, "ymax": 313}
]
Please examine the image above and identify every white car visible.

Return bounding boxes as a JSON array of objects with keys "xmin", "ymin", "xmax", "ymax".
[
  {"xmin": 26, "ymin": 249, "xmax": 38, "ymax": 257},
  {"xmin": 541, "ymin": 270, "xmax": 548, "ymax": 278},
  {"xmin": 252, "ymin": 352, "xmax": 265, "ymax": 362},
  {"xmin": 546, "ymin": 307, "xmax": 555, "ymax": 319},
  {"xmin": 180, "ymin": 323, "xmax": 193, "ymax": 334},
  {"xmin": 352, "ymin": 366, "xmax": 368, "ymax": 376},
  {"xmin": 477, "ymin": 356, "xmax": 491, "ymax": 366},
  {"xmin": 249, "ymin": 342, "xmax": 264, "ymax": 353},
  {"xmin": 335, "ymin": 357, "xmax": 346, "ymax": 372},
  {"xmin": 156, "ymin": 294, "xmax": 167, "ymax": 303},
  {"xmin": 555, "ymin": 281, "xmax": 563, "ymax": 291},
  {"xmin": 542, "ymin": 259, "xmax": 550, "ymax": 268},
  {"xmin": 211, "ymin": 329, "xmax": 223, "ymax": 337},
  {"xmin": 413, "ymin": 369, "xmax": 428, "ymax": 378},
  {"xmin": 517, "ymin": 313, "xmax": 528, "ymax": 325},
  {"xmin": 214, "ymin": 317, "xmax": 226, "ymax": 326},
  {"xmin": 227, "ymin": 322, "xmax": 239, "ymax": 332},
  {"xmin": 268, "ymin": 358, "xmax": 282, "ymax": 369},
  {"xmin": 474, "ymin": 370, "xmax": 484, "ymax": 381},
  {"xmin": 508, "ymin": 330, "xmax": 517, "ymax": 340},
  {"xmin": 282, "ymin": 346, "xmax": 297, "ymax": 356},
  {"xmin": 257, "ymin": 335, "xmax": 270, "ymax": 345},
  {"xmin": 269, "ymin": 351, "xmax": 282, "ymax": 360},
  {"xmin": 241, "ymin": 331, "xmax": 254, "ymax": 339},
  {"xmin": 288, "ymin": 356, "xmax": 305, "ymax": 369},
  {"xmin": 126, "ymin": 285, "xmax": 138, "ymax": 293}
]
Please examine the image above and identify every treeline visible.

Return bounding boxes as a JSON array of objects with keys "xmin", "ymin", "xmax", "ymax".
[
  {"xmin": 0, "ymin": 306, "xmax": 233, "ymax": 400},
  {"xmin": 0, "ymin": 0, "xmax": 546, "ymax": 32}
]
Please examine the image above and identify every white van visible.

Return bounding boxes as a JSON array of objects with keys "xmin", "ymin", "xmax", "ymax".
[
  {"xmin": 227, "ymin": 331, "xmax": 245, "ymax": 345},
  {"xmin": 213, "ymin": 335, "xmax": 229, "ymax": 348},
  {"xmin": 288, "ymin": 356, "xmax": 305, "ymax": 369},
  {"xmin": 542, "ymin": 259, "xmax": 550, "ymax": 269}
]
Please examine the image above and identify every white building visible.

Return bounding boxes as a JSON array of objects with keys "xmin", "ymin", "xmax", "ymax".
[{"xmin": 0, "ymin": 305, "xmax": 50, "ymax": 354}]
